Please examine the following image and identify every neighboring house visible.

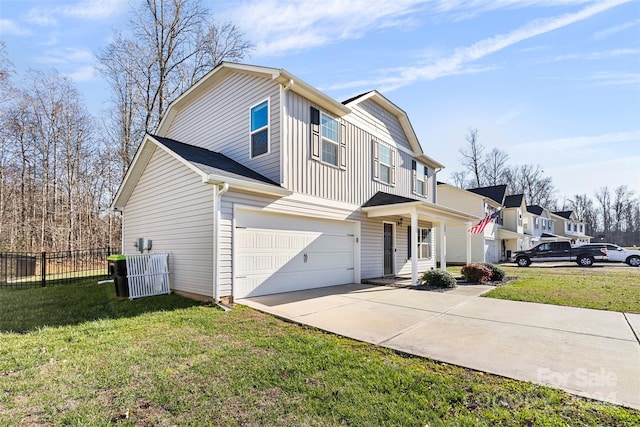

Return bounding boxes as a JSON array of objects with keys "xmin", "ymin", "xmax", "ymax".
[
  {"xmin": 525, "ymin": 205, "xmax": 561, "ymax": 245},
  {"xmin": 436, "ymin": 183, "xmax": 505, "ymax": 263},
  {"xmin": 550, "ymin": 211, "xmax": 591, "ymax": 244},
  {"xmin": 111, "ymin": 62, "xmax": 477, "ymax": 302},
  {"xmin": 501, "ymin": 194, "xmax": 530, "ymax": 258}
]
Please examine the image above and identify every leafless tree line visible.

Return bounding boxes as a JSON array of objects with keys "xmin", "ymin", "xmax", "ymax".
[
  {"xmin": 0, "ymin": 0, "xmax": 252, "ymax": 252},
  {"xmin": 452, "ymin": 128, "xmax": 639, "ymax": 244}
]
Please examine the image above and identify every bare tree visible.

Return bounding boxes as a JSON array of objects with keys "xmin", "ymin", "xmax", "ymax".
[
  {"xmin": 503, "ymin": 164, "xmax": 555, "ymax": 207},
  {"xmin": 459, "ymin": 127, "xmax": 485, "ymax": 187},
  {"xmin": 594, "ymin": 186, "xmax": 612, "ymax": 234},
  {"xmin": 483, "ymin": 147, "xmax": 509, "ymax": 186},
  {"xmin": 96, "ymin": 0, "xmax": 253, "ymax": 174},
  {"xmin": 568, "ymin": 194, "xmax": 597, "ymax": 236}
]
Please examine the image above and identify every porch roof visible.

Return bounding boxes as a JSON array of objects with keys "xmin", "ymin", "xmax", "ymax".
[
  {"xmin": 361, "ymin": 192, "xmax": 478, "ymax": 225},
  {"xmin": 498, "ymin": 228, "xmax": 526, "ymax": 240}
]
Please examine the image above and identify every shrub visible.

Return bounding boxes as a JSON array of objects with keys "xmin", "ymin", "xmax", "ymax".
[
  {"xmin": 460, "ymin": 263, "xmax": 493, "ymax": 283},
  {"xmin": 482, "ymin": 263, "xmax": 506, "ymax": 282},
  {"xmin": 420, "ymin": 269, "xmax": 457, "ymax": 288}
]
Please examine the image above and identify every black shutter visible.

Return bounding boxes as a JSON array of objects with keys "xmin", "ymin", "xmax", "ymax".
[
  {"xmin": 408, "ymin": 225, "xmax": 412, "ymax": 260},
  {"xmin": 339, "ymin": 121, "xmax": 347, "ymax": 169},
  {"xmin": 310, "ymin": 107, "xmax": 320, "ymax": 160},
  {"xmin": 412, "ymin": 160, "xmax": 417, "ymax": 194}
]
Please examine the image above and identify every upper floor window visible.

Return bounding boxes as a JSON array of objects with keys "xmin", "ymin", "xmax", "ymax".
[
  {"xmin": 250, "ymin": 100, "xmax": 269, "ymax": 158},
  {"xmin": 412, "ymin": 160, "xmax": 428, "ymax": 196},
  {"xmin": 573, "ymin": 224, "xmax": 577, "ymax": 232},
  {"xmin": 374, "ymin": 141, "xmax": 395, "ymax": 185},
  {"xmin": 310, "ymin": 106, "xmax": 346, "ymax": 169},
  {"xmin": 567, "ymin": 222, "xmax": 571, "ymax": 231},
  {"xmin": 321, "ymin": 113, "xmax": 339, "ymax": 166},
  {"xmin": 580, "ymin": 224, "xmax": 584, "ymax": 233}
]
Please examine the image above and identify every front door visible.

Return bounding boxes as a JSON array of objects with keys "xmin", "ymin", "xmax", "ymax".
[{"xmin": 383, "ymin": 223, "xmax": 394, "ymax": 276}]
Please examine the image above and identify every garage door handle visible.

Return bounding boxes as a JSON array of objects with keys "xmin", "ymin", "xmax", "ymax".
[{"xmin": 304, "ymin": 253, "xmax": 308, "ymax": 263}]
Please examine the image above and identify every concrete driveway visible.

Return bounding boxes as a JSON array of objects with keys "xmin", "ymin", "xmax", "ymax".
[{"xmin": 238, "ymin": 283, "xmax": 640, "ymax": 410}]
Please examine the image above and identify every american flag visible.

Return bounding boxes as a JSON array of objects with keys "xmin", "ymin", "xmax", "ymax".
[{"xmin": 468, "ymin": 209, "xmax": 502, "ymax": 234}]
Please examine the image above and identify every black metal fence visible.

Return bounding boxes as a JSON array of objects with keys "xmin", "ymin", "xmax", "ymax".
[{"xmin": 0, "ymin": 248, "xmax": 113, "ymax": 288}]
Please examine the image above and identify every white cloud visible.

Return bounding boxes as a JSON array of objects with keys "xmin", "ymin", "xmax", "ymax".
[
  {"xmin": 0, "ymin": 18, "xmax": 32, "ymax": 36},
  {"xmin": 584, "ymin": 71, "xmax": 640, "ymax": 86},
  {"xmin": 330, "ymin": 0, "xmax": 632, "ymax": 91},
  {"xmin": 66, "ymin": 66, "xmax": 96, "ymax": 82},
  {"xmin": 594, "ymin": 19, "xmax": 640, "ymax": 39},
  {"xmin": 227, "ymin": 0, "xmax": 429, "ymax": 57},
  {"xmin": 36, "ymin": 48, "xmax": 94, "ymax": 65},
  {"xmin": 514, "ymin": 131, "xmax": 640, "ymax": 151},
  {"xmin": 552, "ymin": 48, "xmax": 640, "ymax": 61},
  {"xmin": 59, "ymin": 0, "xmax": 128, "ymax": 19}
]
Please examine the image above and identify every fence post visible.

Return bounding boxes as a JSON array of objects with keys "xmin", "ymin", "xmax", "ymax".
[{"xmin": 41, "ymin": 252, "xmax": 46, "ymax": 287}]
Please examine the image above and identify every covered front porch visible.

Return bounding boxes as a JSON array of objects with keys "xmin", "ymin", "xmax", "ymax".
[{"xmin": 361, "ymin": 192, "xmax": 479, "ymax": 285}]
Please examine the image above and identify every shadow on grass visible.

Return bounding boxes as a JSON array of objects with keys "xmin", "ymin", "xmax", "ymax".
[{"xmin": 0, "ymin": 276, "xmax": 207, "ymax": 333}]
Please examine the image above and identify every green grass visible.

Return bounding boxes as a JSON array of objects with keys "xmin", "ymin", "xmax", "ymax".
[
  {"xmin": 480, "ymin": 265, "xmax": 640, "ymax": 313},
  {"xmin": 2, "ymin": 280, "xmax": 639, "ymax": 425}
]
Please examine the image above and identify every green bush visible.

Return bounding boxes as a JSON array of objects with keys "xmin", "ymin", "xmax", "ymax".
[
  {"xmin": 460, "ymin": 263, "xmax": 493, "ymax": 283},
  {"xmin": 482, "ymin": 263, "xmax": 506, "ymax": 281},
  {"xmin": 420, "ymin": 269, "xmax": 457, "ymax": 288}
]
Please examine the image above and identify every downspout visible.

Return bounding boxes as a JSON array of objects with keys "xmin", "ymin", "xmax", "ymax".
[
  {"xmin": 213, "ymin": 182, "xmax": 229, "ymax": 304},
  {"xmin": 281, "ymin": 78, "xmax": 294, "ymax": 187}
]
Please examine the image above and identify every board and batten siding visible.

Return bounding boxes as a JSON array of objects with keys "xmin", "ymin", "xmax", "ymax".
[
  {"xmin": 348, "ymin": 99, "xmax": 413, "ymax": 152},
  {"xmin": 164, "ymin": 72, "xmax": 281, "ymax": 184},
  {"xmin": 284, "ymin": 92, "xmax": 433, "ymax": 206},
  {"xmin": 123, "ymin": 148, "xmax": 214, "ymax": 297}
]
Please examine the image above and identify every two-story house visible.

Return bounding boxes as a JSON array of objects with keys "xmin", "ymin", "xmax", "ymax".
[
  {"xmin": 111, "ymin": 63, "xmax": 476, "ymax": 302},
  {"xmin": 524, "ymin": 205, "xmax": 560, "ymax": 245},
  {"xmin": 436, "ymin": 183, "xmax": 505, "ymax": 263},
  {"xmin": 501, "ymin": 194, "xmax": 529, "ymax": 257},
  {"xmin": 550, "ymin": 211, "xmax": 591, "ymax": 244}
]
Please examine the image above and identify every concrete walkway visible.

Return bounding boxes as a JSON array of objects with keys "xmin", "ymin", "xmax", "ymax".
[{"xmin": 238, "ymin": 284, "xmax": 640, "ymax": 410}]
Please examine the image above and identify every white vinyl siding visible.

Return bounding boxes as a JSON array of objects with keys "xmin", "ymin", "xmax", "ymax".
[
  {"xmin": 165, "ymin": 72, "xmax": 281, "ymax": 184},
  {"xmin": 123, "ymin": 148, "xmax": 214, "ymax": 298}
]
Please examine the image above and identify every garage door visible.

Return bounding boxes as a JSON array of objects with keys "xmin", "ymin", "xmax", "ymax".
[{"xmin": 234, "ymin": 209, "xmax": 356, "ymax": 298}]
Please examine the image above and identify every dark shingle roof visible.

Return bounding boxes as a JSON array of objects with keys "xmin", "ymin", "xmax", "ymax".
[
  {"xmin": 362, "ymin": 191, "xmax": 419, "ymax": 207},
  {"xmin": 342, "ymin": 91, "xmax": 373, "ymax": 105},
  {"xmin": 504, "ymin": 194, "xmax": 524, "ymax": 208},
  {"xmin": 466, "ymin": 184, "xmax": 507, "ymax": 204},
  {"xmin": 527, "ymin": 205, "xmax": 544, "ymax": 215},
  {"xmin": 150, "ymin": 134, "xmax": 279, "ymax": 186},
  {"xmin": 553, "ymin": 211, "xmax": 573, "ymax": 219}
]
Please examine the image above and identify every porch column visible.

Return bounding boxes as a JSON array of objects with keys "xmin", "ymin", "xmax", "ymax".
[
  {"xmin": 466, "ymin": 222, "xmax": 472, "ymax": 264},
  {"xmin": 439, "ymin": 221, "xmax": 447, "ymax": 271},
  {"xmin": 411, "ymin": 212, "xmax": 418, "ymax": 285}
]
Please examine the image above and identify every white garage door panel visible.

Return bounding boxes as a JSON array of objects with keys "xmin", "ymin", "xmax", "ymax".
[{"xmin": 235, "ymin": 210, "xmax": 356, "ymax": 298}]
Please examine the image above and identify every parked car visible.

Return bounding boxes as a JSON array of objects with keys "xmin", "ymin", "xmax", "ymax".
[
  {"xmin": 511, "ymin": 241, "xmax": 608, "ymax": 267},
  {"xmin": 576, "ymin": 243, "xmax": 640, "ymax": 267}
]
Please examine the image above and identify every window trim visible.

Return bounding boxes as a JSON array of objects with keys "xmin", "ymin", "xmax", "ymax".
[
  {"xmin": 249, "ymin": 98, "xmax": 270, "ymax": 159},
  {"xmin": 408, "ymin": 226, "xmax": 433, "ymax": 260},
  {"xmin": 376, "ymin": 142, "xmax": 395, "ymax": 185},
  {"xmin": 320, "ymin": 112, "xmax": 339, "ymax": 167},
  {"xmin": 412, "ymin": 160, "xmax": 428, "ymax": 197}
]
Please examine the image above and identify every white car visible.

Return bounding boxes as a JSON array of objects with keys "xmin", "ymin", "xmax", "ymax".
[{"xmin": 578, "ymin": 243, "xmax": 640, "ymax": 267}]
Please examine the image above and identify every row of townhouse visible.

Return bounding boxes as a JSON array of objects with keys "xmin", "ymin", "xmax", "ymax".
[
  {"xmin": 436, "ymin": 183, "xmax": 591, "ymax": 264},
  {"xmin": 111, "ymin": 62, "xmax": 588, "ymax": 302}
]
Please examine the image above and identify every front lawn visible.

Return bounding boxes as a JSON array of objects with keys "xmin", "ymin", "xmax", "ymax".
[
  {"xmin": 480, "ymin": 265, "xmax": 640, "ymax": 313},
  {"xmin": 2, "ymin": 280, "xmax": 639, "ymax": 425}
]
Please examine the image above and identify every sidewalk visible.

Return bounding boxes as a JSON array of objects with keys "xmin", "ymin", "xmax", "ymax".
[{"xmin": 238, "ymin": 283, "xmax": 640, "ymax": 410}]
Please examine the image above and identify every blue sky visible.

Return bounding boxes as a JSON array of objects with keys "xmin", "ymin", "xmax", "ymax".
[{"xmin": 1, "ymin": 0, "xmax": 639, "ymax": 203}]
